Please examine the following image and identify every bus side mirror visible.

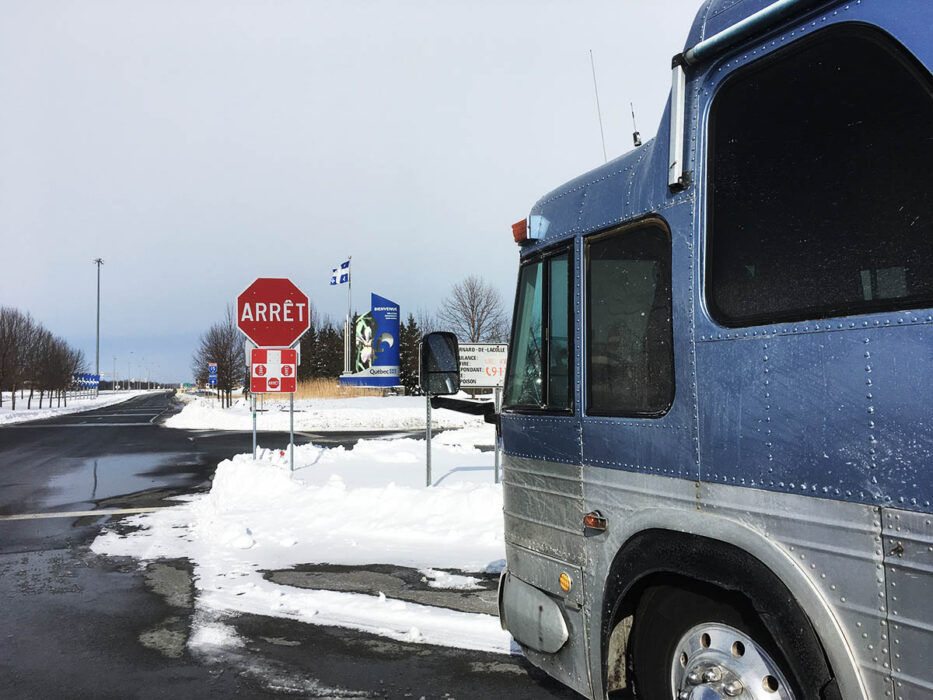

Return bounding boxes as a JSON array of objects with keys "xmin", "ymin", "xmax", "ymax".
[{"xmin": 419, "ymin": 332, "xmax": 460, "ymax": 396}]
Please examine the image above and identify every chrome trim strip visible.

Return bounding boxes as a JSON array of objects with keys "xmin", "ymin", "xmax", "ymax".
[
  {"xmin": 669, "ymin": 63, "xmax": 687, "ymax": 188},
  {"xmin": 506, "ymin": 464, "xmax": 582, "ymax": 484},
  {"xmin": 683, "ymin": 0, "xmax": 821, "ymax": 65}
]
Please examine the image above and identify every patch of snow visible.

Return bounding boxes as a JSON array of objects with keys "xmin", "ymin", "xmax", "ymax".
[
  {"xmin": 163, "ymin": 394, "xmax": 487, "ymax": 433},
  {"xmin": 420, "ymin": 568, "xmax": 483, "ymax": 590},
  {"xmin": 92, "ymin": 426, "xmax": 512, "ymax": 653},
  {"xmin": 188, "ymin": 615, "xmax": 246, "ymax": 650},
  {"xmin": 0, "ymin": 390, "xmax": 155, "ymax": 425}
]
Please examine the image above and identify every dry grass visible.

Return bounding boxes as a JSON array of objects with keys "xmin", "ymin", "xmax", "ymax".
[{"xmin": 292, "ymin": 378, "xmax": 385, "ymax": 400}]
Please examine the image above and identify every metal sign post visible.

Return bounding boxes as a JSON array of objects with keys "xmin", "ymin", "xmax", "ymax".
[
  {"xmin": 426, "ymin": 395, "xmax": 432, "ymax": 487},
  {"xmin": 494, "ymin": 386, "xmax": 502, "ymax": 484},
  {"xmin": 208, "ymin": 362, "xmax": 218, "ymax": 406},
  {"xmin": 289, "ymin": 392, "xmax": 295, "ymax": 472},
  {"xmin": 252, "ymin": 394, "xmax": 258, "ymax": 459},
  {"xmin": 248, "ymin": 347, "xmax": 298, "ymax": 470}
]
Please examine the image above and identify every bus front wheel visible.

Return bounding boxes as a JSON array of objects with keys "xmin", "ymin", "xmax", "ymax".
[{"xmin": 629, "ymin": 584, "xmax": 827, "ymax": 700}]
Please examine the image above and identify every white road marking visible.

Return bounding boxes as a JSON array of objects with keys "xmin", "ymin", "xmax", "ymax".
[
  {"xmin": 75, "ymin": 413, "xmax": 158, "ymax": 417},
  {"xmin": 0, "ymin": 507, "xmax": 163, "ymax": 521},
  {"xmin": 1, "ymin": 423, "xmax": 155, "ymax": 428}
]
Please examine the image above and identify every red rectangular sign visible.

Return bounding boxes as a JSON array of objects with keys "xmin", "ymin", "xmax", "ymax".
[{"xmin": 250, "ymin": 348, "xmax": 297, "ymax": 393}]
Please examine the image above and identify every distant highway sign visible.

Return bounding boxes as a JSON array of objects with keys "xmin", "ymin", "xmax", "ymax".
[{"xmin": 458, "ymin": 344, "xmax": 508, "ymax": 388}]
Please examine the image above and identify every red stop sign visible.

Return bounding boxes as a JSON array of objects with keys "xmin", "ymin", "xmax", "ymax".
[{"xmin": 237, "ymin": 278, "xmax": 310, "ymax": 348}]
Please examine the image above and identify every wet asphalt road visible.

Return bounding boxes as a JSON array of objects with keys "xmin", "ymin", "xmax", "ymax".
[{"xmin": 0, "ymin": 392, "xmax": 581, "ymax": 699}]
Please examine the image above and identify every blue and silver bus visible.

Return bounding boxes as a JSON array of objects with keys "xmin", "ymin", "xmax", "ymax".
[{"xmin": 426, "ymin": 0, "xmax": 932, "ymax": 697}]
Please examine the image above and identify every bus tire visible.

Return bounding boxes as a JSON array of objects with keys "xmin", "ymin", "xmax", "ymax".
[{"xmin": 629, "ymin": 583, "xmax": 833, "ymax": 700}]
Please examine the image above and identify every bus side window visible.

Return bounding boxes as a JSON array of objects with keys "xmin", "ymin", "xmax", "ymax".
[
  {"xmin": 707, "ymin": 25, "xmax": 933, "ymax": 327},
  {"xmin": 586, "ymin": 223, "xmax": 673, "ymax": 417},
  {"xmin": 505, "ymin": 261, "xmax": 545, "ymax": 407},
  {"xmin": 504, "ymin": 250, "xmax": 573, "ymax": 412}
]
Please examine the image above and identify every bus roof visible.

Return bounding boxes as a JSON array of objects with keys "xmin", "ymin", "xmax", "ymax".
[{"xmin": 521, "ymin": 0, "xmax": 834, "ymax": 253}]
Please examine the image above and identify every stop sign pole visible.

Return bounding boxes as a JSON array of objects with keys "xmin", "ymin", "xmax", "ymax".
[{"xmin": 237, "ymin": 278, "xmax": 311, "ymax": 470}]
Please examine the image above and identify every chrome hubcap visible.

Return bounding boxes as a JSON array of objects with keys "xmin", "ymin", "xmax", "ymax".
[{"xmin": 671, "ymin": 623, "xmax": 794, "ymax": 699}]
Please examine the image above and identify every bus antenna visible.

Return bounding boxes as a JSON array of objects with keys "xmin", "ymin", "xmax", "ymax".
[
  {"xmin": 589, "ymin": 50, "xmax": 608, "ymax": 163},
  {"xmin": 631, "ymin": 102, "xmax": 642, "ymax": 147}
]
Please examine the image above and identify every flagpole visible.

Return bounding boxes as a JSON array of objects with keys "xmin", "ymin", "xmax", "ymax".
[{"xmin": 346, "ymin": 256, "xmax": 352, "ymax": 374}]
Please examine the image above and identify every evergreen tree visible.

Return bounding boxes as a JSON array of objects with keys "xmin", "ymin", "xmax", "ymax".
[
  {"xmin": 318, "ymin": 321, "xmax": 344, "ymax": 377},
  {"xmin": 398, "ymin": 313, "xmax": 422, "ymax": 395},
  {"xmin": 298, "ymin": 323, "xmax": 318, "ymax": 380}
]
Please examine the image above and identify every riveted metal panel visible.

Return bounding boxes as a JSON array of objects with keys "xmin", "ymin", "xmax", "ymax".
[
  {"xmin": 691, "ymin": 0, "xmax": 933, "ymax": 515},
  {"xmin": 502, "ymin": 454, "xmax": 585, "ymax": 568},
  {"xmin": 882, "ymin": 508, "xmax": 933, "ymax": 699},
  {"xmin": 503, "ymin": 546, "xmax": 591, "ymax": 697},
  {"xmin": 501, "ymin": 414, "xmax": 581, "ymax": 466},
  {"xmin": 506, "ymin": 542, "xmax": 584, "ymax": 608},
  {"xmin": 581, "ymin": 469, "xmax": 885, "ymax": 700},
  {"xmin": 701, "ymin": 481, "xmax": 893, "ymax": 697}
]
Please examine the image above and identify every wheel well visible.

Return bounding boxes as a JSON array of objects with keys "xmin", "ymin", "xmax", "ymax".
[{"xmin": 601, "ymin": 529, "xmax": 838, "ymax": 697}]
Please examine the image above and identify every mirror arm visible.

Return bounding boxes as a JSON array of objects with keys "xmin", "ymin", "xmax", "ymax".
[{"xmin": 429, "ymin": 396, "xmax": 497, "ymax": 419}]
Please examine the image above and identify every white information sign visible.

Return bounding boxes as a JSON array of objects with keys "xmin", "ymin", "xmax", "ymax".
[{"xmin": 458, "ymin": 344, "xmax": 508, "ymax": 388}]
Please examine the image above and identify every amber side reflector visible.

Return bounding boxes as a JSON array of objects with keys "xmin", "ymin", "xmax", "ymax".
[
  {"xmin": 584, "ymin": 511, "xmax": 608, "ymax": 531},
  {"xmin": 512, "ymin": 218, "xmax": 528, "ymax": 244},
  {"xmin": 558, "ymin": 572, "xmax": 572, "ymax": 592}
]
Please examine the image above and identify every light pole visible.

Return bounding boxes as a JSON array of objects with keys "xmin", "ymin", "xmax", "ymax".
[
  {"xmin": 93, "ymin": 258, "xmax": 103, "ymax": 396},
  {"xmin": 129, "ymin": 351, "xmax": 134, "ymax": 391},
  {"xmin": 113, "ymin": 356, "xmax": 117, "ymax": 392}
]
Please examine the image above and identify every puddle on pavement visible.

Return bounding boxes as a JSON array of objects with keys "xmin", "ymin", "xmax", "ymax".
[
  {"xmin": 45, "ymin": 452, "xmax": 202, "ymax": 508},
  {"xmin": 139, "ymin": 561, "xmax": 195, "ymax": 658},
  {"xmin": 139, "ymin": 618, "xmax": 187, "ymax": 658},
  {"xmin": 265, "ymin": 563, "xmax": 500, "ymax": 615},
  {"xmin": 137, "ymin": 560, "xmax": 371, "ymax": 697}
]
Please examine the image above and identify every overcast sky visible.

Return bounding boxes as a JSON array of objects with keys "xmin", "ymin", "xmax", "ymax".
[{"xmin": 0, "ymin": 0, "xmax": 701, "ymax": 382}]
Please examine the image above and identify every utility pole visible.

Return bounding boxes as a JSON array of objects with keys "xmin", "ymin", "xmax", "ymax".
[
  {"xmin": 113, "ymin": 356, "xmax": 117, "ymax": 392},
  {"xmin": 93, "ymin": 259, "xmax": 104, "ymax": 396}
]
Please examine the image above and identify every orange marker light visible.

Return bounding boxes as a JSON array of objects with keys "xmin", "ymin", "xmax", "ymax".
[
  {"xmin": 512, "ymin": 218, "xmax": 528, "ymax": 244},
  {"xmin": 559, "ymin": 572, "xmax": 572, "ymax": 592},
  {"xmin": 584, "ymin": 511, "xmax": 608, "ymax": 531}
]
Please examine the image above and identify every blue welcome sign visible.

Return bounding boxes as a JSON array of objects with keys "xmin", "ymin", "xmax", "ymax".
[{"xmin": 339, "ymin": 292, "xmax": 400, "ymax": 388}]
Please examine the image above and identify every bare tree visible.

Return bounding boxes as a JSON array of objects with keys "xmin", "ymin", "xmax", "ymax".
[
  {"xmin": 414, "ymin": 306, "xmax": 440, "ymax": 336},
  {"xmin": 23, "ymin": 326, "xmax": 53, "ymax": 410},
  {"xmin": 47, "ymin": 339, "xmax": 85, "ymax": 408},
  {"xmin": 39, "ymin": 335, "xmax": 85, "ymax": 408},
  {"xmin": 437, "ymin": 275, "xmax": 509, "ymax": 343},
  {"xmin": 0, "ymin": 307, "xmax": 37, "ymax": 410},
  {"xmin": 192, "ymin": 305, "xmax": 244, "ymax": 408},
  {"xmin": 0, "ymin": 307, "xmax": 86, "ymax": 410}
]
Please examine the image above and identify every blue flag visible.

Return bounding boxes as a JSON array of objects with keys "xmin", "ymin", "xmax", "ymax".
[{"xmin": 330, "ymin": 259, "xmax": 350, "ymax": 285}]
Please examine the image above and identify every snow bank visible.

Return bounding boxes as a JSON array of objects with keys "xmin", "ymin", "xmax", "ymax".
[
  {"xmin": 0, "ymin": 390, "xmax": 153, "ymax": 425},
  {"xmin": 164, "ymin": 394, "xmax": 487, "ymax": 432},
  {"xmin": 92, "ymin": 426, "xmax": 512, "ymax": 653}
]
